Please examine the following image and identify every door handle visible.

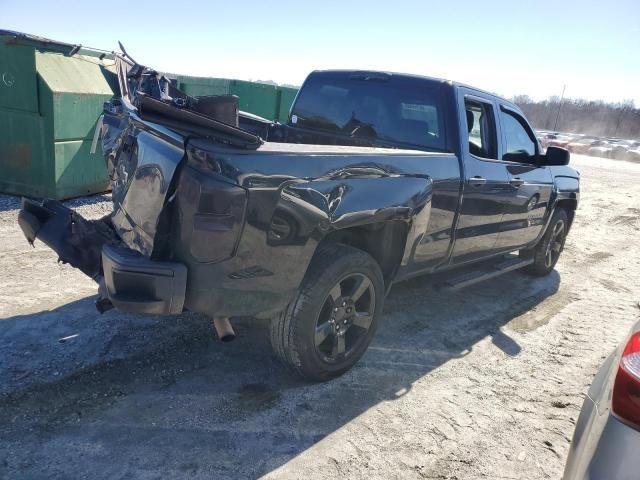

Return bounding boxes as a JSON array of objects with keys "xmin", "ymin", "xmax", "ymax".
[
  {"xmin": 510, "ymin": 177, "xmax": 524, "ymax": 187},
  {"xmin": 468, "ymin": 176, "xmax": 486, "ymax": 186}
]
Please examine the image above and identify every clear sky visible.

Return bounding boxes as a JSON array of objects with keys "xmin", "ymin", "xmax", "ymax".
[{"xmin": 3, "ymin": 0, "xmax": 639, "ymax": 104}]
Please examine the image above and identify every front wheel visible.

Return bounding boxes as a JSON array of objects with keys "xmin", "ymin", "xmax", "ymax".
[
  {"xmin": 520, "ymin": 208, "xmax": 569, "ymax": 276},
  {"xmin": 270, "ymin": 243, "xmax": 384, "ymax": 381}
]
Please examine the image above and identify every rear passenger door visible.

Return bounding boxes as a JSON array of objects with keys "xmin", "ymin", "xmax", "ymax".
[
  {"xmin": 451, "ymin": 92, "xmax": 512, "ymax": 264},
  {"xmin": 494, "ymin": 106, "xmax": 554, "ymax": 251}
]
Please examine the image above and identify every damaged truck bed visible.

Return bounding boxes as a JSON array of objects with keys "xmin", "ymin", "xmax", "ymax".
[{"xmin": 19, "ymin": 50, "xmax": 579, "ymax": 380}]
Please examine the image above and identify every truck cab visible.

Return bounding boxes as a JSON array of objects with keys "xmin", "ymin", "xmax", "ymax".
[{"xmin": 281, "ymin": 70, "xmax": 578, "ymax": 272}]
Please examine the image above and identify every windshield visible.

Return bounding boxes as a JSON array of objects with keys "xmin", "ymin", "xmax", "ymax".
[{"xmin": 290, "ymin": 72, "xmax": 447, "ymax": 151}]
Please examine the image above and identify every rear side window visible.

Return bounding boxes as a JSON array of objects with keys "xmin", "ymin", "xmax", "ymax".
[
  {"xmin": 500, "ymin": 109, "xmax": 537, "ymax": 162},
  {"xmin": 464, "ymin": 99, "xmax": 497, "ymax": 159},
  {"xmin": 290, "ymin": 72, "xmax": 447, "ymax": 151}
]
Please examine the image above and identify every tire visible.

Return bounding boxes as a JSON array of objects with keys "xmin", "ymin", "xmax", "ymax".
[
  {"xmin": 520, "ymin": 208, "xmax": 569, "ymax": 277},
  {"xmin": 270, "ymin": 243, "xmax": 384, "ymax": 381}
]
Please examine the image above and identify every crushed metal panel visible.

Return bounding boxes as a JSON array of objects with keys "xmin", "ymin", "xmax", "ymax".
[{"xmin": 108, "ymin": 127, "xmax": 186, "ymax": 256}]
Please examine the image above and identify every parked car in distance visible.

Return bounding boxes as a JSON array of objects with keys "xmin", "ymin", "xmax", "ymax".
[
  {"xmin": 548, "ymin": 135, "xmax": 574, "ymax": 149},
  {"xmin": 611, "ymin": 140, "xmax": 640, "ymax": 160},
  {"xmin": 539, "ymin": 133, "xmax": 557, "ymax": 148},
  {"xmin": 18, "ymin": 58, "xmax": 579, "ymax": 381},
  {"xmin": 538, "ymin": 132, "xmax": 560, "ymax": 148},
  {"xmin": 563, "ymin": 319, "xmax": 640, "ymax": 480},
  {"xmin": 567, "ymin": 137, "xmax": 598, "ymax": 154},
  {"xmin": 624, "ymin": 147, "xmax": 640, "ymax": 163},
  {"xmin": 607, "ymin": 140, "xmax": 629, "ymax": 160},
  {"xmin": 587, "ymin": 140, "xmax": 615, "ymax": 158}
]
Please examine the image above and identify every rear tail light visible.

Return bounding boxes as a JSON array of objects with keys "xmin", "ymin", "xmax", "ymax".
[
  {"xmin": 175, "ymin": 166, "xmax": 247, "ymax": 263},
  {"xmin": 612, "ymin": 331, "xmax": 640, "ymax": 430}
]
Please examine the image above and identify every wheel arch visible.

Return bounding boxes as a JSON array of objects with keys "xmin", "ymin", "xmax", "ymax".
[
  {"xmin": 553, "ymin": 197, "xmax": 577, "ymax": 231},
  {"xmin": 317, "ymin": 220, "xmax": 409, "ymax": 286},
  {"xmin": 282, "ymin": 175, "xmax": 433, "ymax": 288}
]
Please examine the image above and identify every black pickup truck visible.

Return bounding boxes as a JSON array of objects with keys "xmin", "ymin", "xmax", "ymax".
[{"xmin": 18, "ymin": 55, "xmax": 579, "ymax": 381}]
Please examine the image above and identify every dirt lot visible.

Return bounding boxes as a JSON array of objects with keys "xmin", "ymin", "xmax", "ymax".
[{"xmin": 1, "ymin": 154, "xmax": 639, "ymax": 480}]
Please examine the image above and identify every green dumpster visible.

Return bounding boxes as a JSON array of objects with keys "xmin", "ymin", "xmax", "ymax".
[
  {"xmin": 229, "ymin": 80, "xmax": 279, "ymax": 120},
  {"xmin": 0, "ymin": 32, "xmax": 115, "ymax": 200},
  {"xmin": 0, "ymin": 31, "xmax": 300, "ymax": 200},
  {"xmin": 176, "ymin": 75, "xmax": 231, "ymax": 97},
  {"xmin": 178, "ymin": 74, "xmax": 298, "ymax": 122}
]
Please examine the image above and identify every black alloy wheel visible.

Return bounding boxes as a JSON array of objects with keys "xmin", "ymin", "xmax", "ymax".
[
  {"xmin": 314, "ymin": 273, "xmax": 376, "ymax": 363},
  {"xmin": 544, "ymin": 218, "xmax": 566, "ymax": 268},
  {"xmin": 270, "ymin": 243, "xmax": 384, "ymax": 381},
  {"xmin": 521, "ymin": 208, "xmax": 569, "ymax": 276}
]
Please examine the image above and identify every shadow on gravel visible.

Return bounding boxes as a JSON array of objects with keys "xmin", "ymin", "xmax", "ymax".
[
  {"xmin": 0, "ymin": 194, "xmax": 21, "ymax": 212},
  {"xmin": 0, "ymin": 269, "xmax": 560, "ymax": 479}
]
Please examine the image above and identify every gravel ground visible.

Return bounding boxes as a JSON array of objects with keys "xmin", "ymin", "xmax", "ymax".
[{"xmin": 0, "ymin": 154, "xmax": 639, "ymax": 480}]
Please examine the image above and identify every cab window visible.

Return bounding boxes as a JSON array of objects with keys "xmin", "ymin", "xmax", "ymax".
[
  {"xmin": 291, "ymin": 71, "xmax": 447, "ymax": 151},
  {"xmin": 501, "ymin": 109, "xmax": 537, "ymax": 163},
  {"xmin": 464, "ymin": 99, "xmax": 497, "ymax": 159}
]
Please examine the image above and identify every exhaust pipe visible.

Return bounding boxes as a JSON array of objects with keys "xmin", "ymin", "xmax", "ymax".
[{"xmin": 212, "ymin": 317, "xmax": 235, "ymax": 342}]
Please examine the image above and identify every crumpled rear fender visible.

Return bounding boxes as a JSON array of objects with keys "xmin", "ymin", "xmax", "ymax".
[
  {"xmin": 271, "ymin": 176, "xmax": 433, "ymax": 266},
  {"xmin": 283, "ymin": 176, "xmax": 431, "ymax": 228},
  {"xmin": 101, "ymin": 108, "xmax": 187, "ymax": 257}
]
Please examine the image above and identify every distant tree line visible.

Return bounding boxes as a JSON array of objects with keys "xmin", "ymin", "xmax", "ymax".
[{"xmin": 512, "ymin": 95, "xmax": 640, "ymax": 139}]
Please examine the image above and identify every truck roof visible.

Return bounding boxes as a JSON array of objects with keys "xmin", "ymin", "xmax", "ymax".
[{"xmin": 309, "ymin": 69, "xmax": 520, "ymax": 113}]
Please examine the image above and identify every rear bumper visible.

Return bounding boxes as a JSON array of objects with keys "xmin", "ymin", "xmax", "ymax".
[
  {"xmin": 18, "ymin": 198, "xmax": 292, "ymax": 319},
  {"xmin": 18, "ymin": 198, "xmax": 120, "ymax": 279},
  {"xmin": 100, "ymin": 243, "xmax": 293, "ymax": 318},
  {"xmin": 101, "ymin": 244, "xmax": 187, "ymax": 315}
]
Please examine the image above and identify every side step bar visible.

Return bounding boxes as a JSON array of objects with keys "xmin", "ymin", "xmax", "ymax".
[{"xmin": 436, "ymin": 255, "xmax": 533, "ymax": 292}]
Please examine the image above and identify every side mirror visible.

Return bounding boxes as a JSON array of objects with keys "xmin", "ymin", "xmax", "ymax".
[{"xmin": 542, "ymin": 146, "xmax": 570, "ymax": 166}]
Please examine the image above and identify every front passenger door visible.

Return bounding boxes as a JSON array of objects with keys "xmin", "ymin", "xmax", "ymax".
[{"xmin": 495, "ymin": 107, "xmax": 554, "ymax": 251}]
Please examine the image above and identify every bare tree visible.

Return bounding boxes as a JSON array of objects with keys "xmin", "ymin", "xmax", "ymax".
[{"xmin": 513, "ymin": 96, "xmax": 640, "ymax": 139}]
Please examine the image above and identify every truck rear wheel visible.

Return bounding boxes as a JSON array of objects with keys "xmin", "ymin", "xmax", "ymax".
[
  {"xmin": 521, "ymin": 208, "xmax": 568, "ymax": 277},
  {"xmin": 270, "ymin": 243, "xmax": 384, "ymax": 381}
]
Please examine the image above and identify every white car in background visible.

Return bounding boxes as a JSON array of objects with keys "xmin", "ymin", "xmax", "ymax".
[
  {"xmin": 608, "ymin": 140, "xmax": 632, "ymax": 160},
  {"xmin": 625, "ymin": 147, "xmax": 640, "ymax": 163},
  {"xmin": 567, "ymin": 137, "xmax": 599, "ymax": 154},
  {"xmin": 587, "ymin": 141, "xmax": 615, "ymax": 158},
  {"xmin": 612, "ymin": 141, "xmax": 640, "ymax": 160}
]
